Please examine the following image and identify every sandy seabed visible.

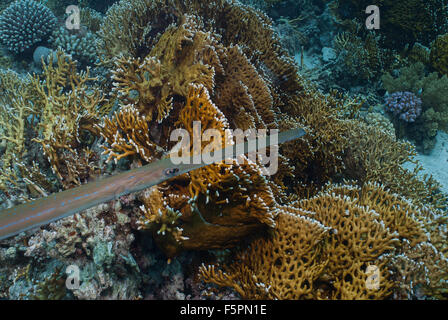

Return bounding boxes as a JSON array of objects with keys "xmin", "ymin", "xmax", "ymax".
[{"xmin": 404, "ymin": 132, "xmax": 448, "ymax": 195}]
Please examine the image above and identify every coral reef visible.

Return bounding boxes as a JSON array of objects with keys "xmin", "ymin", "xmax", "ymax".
[
  {"xmin": 430, "ymin": 33, "xmax": 448, "ymax": 76},
  {"xmin": 385, "ymin": 91, "xmax": 422, "ymax": 123},
  {"xmin": 382, "ymin": 62, "xmax": 448, "ymax": 153},
  {"xmin": 79, "ymin": 7, "xmax": 103, "ymax": 33},
  {"xmin": 200, "ymin": 182, "xmax": 448, "ymax": 300},
  {"xmin": 50, "ymin": 27, "xmax": 98, "ymax": 67},
  {"xmin": 0, "ymin": 0, "xmax": 57, "ymax": 54},
  {"xmin": 330, "ymin": 0, "xmax": 448, "ymax": 49},
  {"xmin": 333, "ymin": 31, "xmax": 386, "ymax": 83},
  {"xmin": 31, "ymin": 51, "xmax": 104, "ymax": 188},
  {"xmin": 0, "ymin": 0, "xmax": 447, "ymax": 301}
]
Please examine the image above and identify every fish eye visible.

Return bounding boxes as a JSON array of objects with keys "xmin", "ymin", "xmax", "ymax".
[{"xmin": 164, "ymin": 168, "xmax": 180, "ymax": 177}]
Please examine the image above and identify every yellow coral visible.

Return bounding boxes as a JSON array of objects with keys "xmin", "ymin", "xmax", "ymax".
[
  {"xmin": 342, "ymin": 121, "xmax": 447, "ymax": 209},
  {"xmin": 0, "ymin": 70, "xmax": 36, "ymax": 192},
  {"xmin": 98, "ymin": 105, "xmax": 162, "ymax": 164},
  {"xmin": 138, "ymin": 186, "xmax": 187, "ymax": 244},
  {"xmin": 134, "ymin": 85, "xmax": 278, "ymax": 256},
  {"xmin": 200, "ymin": 182, "xmax": 445, "ymax": 300},
  {"xmin": 111, "ymin": 20, "xmax": 219, "ymax": 123},
  {"xmin": 31, "ymin": 51, "xmax": 104, "ymax": 188},
  {"xmin": 199, "ymin": 209, "xmax": 329, "ymax": 299}
]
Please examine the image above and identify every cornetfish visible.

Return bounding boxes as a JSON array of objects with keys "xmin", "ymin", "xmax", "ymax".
[{"xmin": 0, "ymin": 128, "xmax": 306, "ymax": 241}]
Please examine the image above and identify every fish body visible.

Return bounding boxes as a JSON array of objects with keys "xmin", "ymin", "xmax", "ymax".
[{"xmin": 0, "ymin": 128, "xmax": 306, "ymax": 241}]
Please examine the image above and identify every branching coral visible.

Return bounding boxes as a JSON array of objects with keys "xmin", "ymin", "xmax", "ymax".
[
  {"xmin": 31, "ymin": 51, "xmax": 104, "ymax": 188},
  {"xmin": 199, "ymin": 210, "xmax": 330, "ymax": 299},
  {"xmin": 98, "ymin": 105, "xmax": 163, "ymax": 164},
  {"xmin": 97, "ymin": 0, "xmax": 178, "ymax": 62},
  {"xmin": 134, "ymin": 85, "xmax": 279, "ymax": 256},
  {"xmin": 0, "ymin": 0, "xmax": 447, "ymax": 301},
  {"xmin": 0, "ymin": 70, "xmax": 37, "ymax": 193},
  {"xmin": 342, "ymin": 121, "xmax": 446, "ymax": 209},
  {"xmin": 330, "ymin": 0, "xmax": 448, "ymax": 49}
]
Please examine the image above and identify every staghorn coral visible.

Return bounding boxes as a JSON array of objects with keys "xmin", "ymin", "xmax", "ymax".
[{"xmin": 0, "ymin": 0, "xmax": 57, "ymax": 54}]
